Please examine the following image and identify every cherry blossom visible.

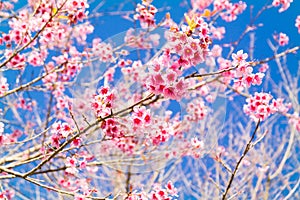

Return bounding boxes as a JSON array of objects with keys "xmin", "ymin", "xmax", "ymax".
[
  {"xmin": 296, "ymin": 15, "xmax": 300, "ymax": 33},
  {"xmin": 214, "ymin": 0, "xmax": 247, "ymax": 22},
  {"xmin": 134, "ymin": 2, "xmax": 157, "ymax": 29},
  {"xmin": 243, "ymin": 92, "xmax": 290, "ymax": 121},
  {"xmin": 0, "ymin": 189, "xmax": 15, "ymax": 200},
  {"xmin": 274, "ymin": 32, "xmax": 289, "ymax": 46},
  {"xmin": 91, "ymin": 86, "xmax": 115, "ymax": 118},
  {"xmin": 289, "ymin": 114, "xmax": 300, "ymax": 132},
  {"xmin": 210, "ymin": 26, "xmax": 226, "ymax": 40},
  {"xmin": 272, "ymin": 0, "xmax": 293, "ymax": 12},
  {"xmin": 124, "ymin": 28, "xmax": 160, "ymax": 49},
  {"xmin": 0, "ymin": 0, "xmax": 298, "ymax": 199},
  {"xmin": 0, "ymin": 76, "xmax": 9, "ymax": 96},
  {"xmin": 191, "ymin": 0, "xmax": 213, "ymax": 10},
  {"xmin": 185, "ymin": 98, "xmax": 208, "ymax": 121}
]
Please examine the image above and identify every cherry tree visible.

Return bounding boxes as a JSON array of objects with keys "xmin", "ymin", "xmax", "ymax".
[{"xmin": 0, "ymin": 0, "xmax": 299, "ymax": 199}]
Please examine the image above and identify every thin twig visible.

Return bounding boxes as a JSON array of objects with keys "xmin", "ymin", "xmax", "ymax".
[{"xmin": 222, "ymin": 119, "xmax": 261, "ymax": 200}]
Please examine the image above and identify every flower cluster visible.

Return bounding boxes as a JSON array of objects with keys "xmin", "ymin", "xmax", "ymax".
[
  {"xmin": 0, "ymin": 76, "xmax": 9, "ymax": 96},
  {"xmin": 0, "ymin": 123, "xmax": 23, "ymax": 145},
  {"xmin": 295, "ymin": 15, "xmax": 300, "ymax": 34},
  {"xmin": 90, "ymin": 38, "xmax": 114, "ymax": 63},
  {"xmin": 134, "ymin": 1, "xmax": 157, "ymax": 29},
  {"xmin": 132, "ymin": 106, "xmax": 152, "ymax": 128},
  {"xmin": 243, "ymin": 92, "xmax": 291, "ymax": 121},
  {"xmin": 64, "ymin": 155, "xmax": 88, "ymax": 175},
  {"xmin": 289, "ymin": 114, "xmax": 300, "ymax": 132},
  {"xmin": 114, "ymin": 136, "xmax": 138, "ymax": 154},
  {"xmin": 274, "ymin": 32, "xmax": 289, "ymax": 46},
  {"xmin": 0, "ymin": 189, "xmax": 15, "ymax": 200},
  {"xmin": 188, "ymin": 137, "xmax": 205, "ymax": 158},
  {"xmin": 128, "ymin": 181, "xmax": 178, "ymax": 200},
  {"xmin": 0, "ymin": 122, "xmax": 4, "ymax": 146},
  {"xmin": 4, "ymin": 51, "xmax": 26, "ymax": 69},
  {"xmin": 147, "ymin": 69, "xmax": 188, "ymax": 100},
  {"xmin": 214, "ymin": 0, "xmax": 247, "ymax": 22},
  {"xmin": 91, "ymin": 86, "xmax": 115, "ymax": 118},
  {"xmin": 124, "ymin": 28, "xmax": 160, "ymax": 49},
  {"xmin": 165, "ymin": 16, "xmax": 211, "ymax": 68},
  {"xmin": 272, "ymin": 0, "xmax": 293, "ymax": 12},
  {"xmin": 59, "ymin": 177, "xmax": 97, "ymax": 199},
  {"xmin": 121, "ymin": 60, "xmax": 146, "ymax": 83},
  {"xmin": 50, "ymin": 121, "xmax": 73, "ymax": 148},
  {"xmin": 100, "ymin": 118, "xmax": 124, "ymax": 138},
  {"xmin": 151, "ymin": 122, "xmax": 172, "ymax": 146},
  {"xmin": 185, "ymin": 98, "xmax": 208, "ymax": 121},
  {"xmin": 191, "ymin": 0, "xmax": 213, "ymax": 10},
  {"xmin": 218, "ymin": 50, "xmax": 265, "ymax": 91}
]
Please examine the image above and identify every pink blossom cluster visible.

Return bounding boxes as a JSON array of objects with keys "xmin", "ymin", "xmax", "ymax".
[
  {"xmin": 27, "ymin": 49, "xmax": 48, "ymax": 66},
  {"xmin": 121, "ymin": 60, "xmax": 146, "ymax": 83},
  {"xmin": 1, "ymin": 10, "xmax": 31, "ymax": 47},
  {"xmin": 210, "ymin": 26, "xmax": 226, "ymax": 40},
  {"xmin": 28, "ymin": 0, "xmax": 89, "ymax": 24},
  {"xmin": 128, "ymin": 181, "xmax": 178, "ymax": 200},
  {"xmin": 91, "ymin": 86, "xmax": 115, "ymax": 118},
  {"xmin": 151, "ymin": 122, "xmax": 172, "ymax": 146},
  {"xmin": 272, "ymin": 0, "xmax": 293, "ymax": 12},
  {"xmin": 295, "ymin": 15, "xmax": 300, "ymax": 33},
  {"xmin": 65, "ymin": 155, "xmax": 88, "ymax": 175},
  {"xmin": 0, "ymin": 0, "xmax": 94, "ymax": 73},
  {"xmin": 218, "ymin": 50, "xmax": 265, "ymax": 91},
  {"xmin": 274, "ymin": 32, "xmax": 289, "ymax": 46},
  {"xmin": 213, "ymin": 146, "xmax": 228, "ymax": 162},
  {"xmin": 189, "ymin": 137, "xmax": 205, "ymax": 158},
  {"xmin": 0, "ymin": 123, "xmax": 23, "ymax": 146},
  {"xmin": 114, "ymin": 136, "xmax": 138, "ymax": 154},
  {"xmin": 59, "ymin": 177, "xmax": 97, "ymax": 198},
  {"xmin": 0, "ymin": 122, "xmax": 5, "ymax": 145},
  {"xmin": 289, "ymin": 114, "xmax": 300, "ymax": 132},
  {"xmin": 185, "ymin": 98, "xmax": 208, "ymax": 121},
  {"xmin": 132, "ymin": 106, "xmax": 152, "ymax": 128},
  {"xmin": 15, "ymin": 96, "xmax": 35, "ymax": 111},
  {"xmin": 0, "ymin": 76, "xmax": 9, "ymax": 96},
  {"xmin": 89, "ymin": 38, "xmax": 114, "ymax": 63},
  {"xmin": 100, "ymin": 118, "xmax": 125, "ymax": 139},
  {"xmin": 50, "ymin": 121, "xmax": 73, "ymax": 148},
  {"xmin": 134, "ymin": 1, "xmax": 157, "ymax": 29},
  {"xmin": 243, "ymin": 92, "xmax": 291, "ymax": 121},
  {"xmin": 146, "ymin": 69, "xmax": 188, "ymax": 100},
  {"xmin": 214, "ymin": 0, "xmax": 247, "ymax": 22},
  {"xmin": 0, "ymin": 189, "xmax": 14, "ymax": 200},
  {"xmin": 51, "ymin": 51, "xmax": 83, "ymax": 82},
  {"xmin": 4, "ymin": 51, "xmax": 26, "ymax": 69},
  {"xmin": 0, "ymin": 0, "xmax": 15, "ymax": 13},
  {"xmin": 124, "ymin": 28, "xmax": 160, "ymax": 49},
  {"xmin": 165, "ymin": 16, "xmax": 211, "ymax": 68},
  {"xmin": 191, "ymin": 0, "xmax": 213, "ymax": 10},
  {"xmin": 42, "ymin": 63, "xmax": 67, "ymax": 98}
]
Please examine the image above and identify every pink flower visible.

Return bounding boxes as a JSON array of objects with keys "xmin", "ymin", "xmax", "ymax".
[
  {"xmin": 0, "ymin": 76, "xmax": 9, "ymax": 96},
  {"xmin": 191, "ymin": 0, "xmax": 213, "ymax": 10},
  {"xmin": 232, "ymin": 50, "xmax": 248, "ymax": 66},
  {"xmin": 243, "ymin": 92, "xmax": 290, "ymax": 121},
  {"xmin": 259, "ymin": 63, "xmax": 269, "ymax": 73},
  {"xmin": 296, "ymin": 15, "xmax": 300, "ymax": 33},
  {"xmin": 289, "ymin": 114, "xmax": 300, "ymax": 132},
  {"xmin": 272, "ymin": 0, "xmax": 293, "ymax": 12},
  {"xmin": 274, "ymin": 32, "xmax": 289, "ymax": 46}
]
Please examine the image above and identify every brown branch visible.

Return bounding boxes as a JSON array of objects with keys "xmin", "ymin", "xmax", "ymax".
[
  {"xmin": 0, "ymin": 63, "xmax": 64, "ymax": 98},
  {"xmin": 0, "ymin": 0, "xmax": 68, "ymax": 69},
  {"xmin": 222, "ymin": 119, "xmax": 261, "ymax": 200},
  {"xmin": 22, "ymin": 93, "xmax": 156, "ymax": 178}
]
